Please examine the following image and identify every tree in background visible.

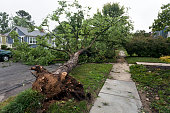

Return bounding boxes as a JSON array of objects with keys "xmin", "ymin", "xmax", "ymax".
[
  {"xmin": 150, "ymin": 3, "xmax": 170, "ymax": 32},
  {"xmin": 95, "ymin": 2, "xmax": 133, "ymax": 58},
  {"xmin": 13, "ymin": 10, "xmax": 35, "ymax": 29},
  {"xmin": 0, "ymin": 12, "xmax": 11, "ymax": 34},
  {"xmin": 102, "ymin": 2, "xmax": 125, "ymax": 18},
  {"xmin": 134, "ymin": 30, "xmax": 151, "ymax": 38}
]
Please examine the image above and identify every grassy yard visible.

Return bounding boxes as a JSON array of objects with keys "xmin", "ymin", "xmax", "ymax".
[
  {"xmin": 125, "ymin": 57, "xmax": 167, "ymax": 64},
  {"xmin": 130, "ymin": 65, "xmax": 170, "ymax": 113},
  {"xmin": 0, "ymin": 63, "xmax": 113, "ymax": 113}
]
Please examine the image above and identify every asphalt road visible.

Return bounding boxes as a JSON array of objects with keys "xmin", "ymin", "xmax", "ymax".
[{"xmin": 0, "ymin": 62, "xmax": 61, "ymax": 101}]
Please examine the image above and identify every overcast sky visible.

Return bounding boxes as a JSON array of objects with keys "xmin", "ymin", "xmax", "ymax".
[{"xmin": 0, "ymin": 0, "xmax": 169, "ymax": 32}]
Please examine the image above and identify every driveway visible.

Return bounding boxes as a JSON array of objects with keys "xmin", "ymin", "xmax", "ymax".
[{"xmin": 0, "ymin": 62, "xmax": 61, "ymax": 101}]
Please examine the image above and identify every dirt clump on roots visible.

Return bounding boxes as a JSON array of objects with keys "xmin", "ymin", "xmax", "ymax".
[{"xmin": 31, "ymin": 65, "xmax": 90, "ymax": 112}]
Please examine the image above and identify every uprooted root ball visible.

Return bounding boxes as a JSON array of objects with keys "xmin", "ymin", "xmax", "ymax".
[{"xmin": 31, "ymin": 65, "xmax": 88, "ymax": 101}]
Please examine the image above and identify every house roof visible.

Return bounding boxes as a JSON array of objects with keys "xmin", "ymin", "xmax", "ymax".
[{"xmin": 5, "ymin": 26, "xmax": 46, "ymax": 37}]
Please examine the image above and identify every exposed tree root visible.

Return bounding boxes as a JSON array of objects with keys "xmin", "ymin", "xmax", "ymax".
[{"xmin": 31, "ymin": 65, "xmax": 87, "ymax": 101}]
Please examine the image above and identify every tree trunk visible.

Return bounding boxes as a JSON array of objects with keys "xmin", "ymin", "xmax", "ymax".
[
  {"xmin": 31, "ymin": 49, "xmax": 90, "ymax": 101},
  {"xmin": 52, "ymin": 51, "xmax": 81, "ymax": 75}
]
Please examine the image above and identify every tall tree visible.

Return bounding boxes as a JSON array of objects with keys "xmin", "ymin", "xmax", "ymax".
[
  {"xmin": 16, "ymin": 10, "xmax": 31, "ymax": 20},
  {"xmin": 0, "ymin": 12, "xmax": 10, "ymax": 34},
  {"xmin": 102, "ymin": 2, "xmax": 125, "ymax": 18},
  {"xmin": 150, "ymin": 3, "xmax": 170, "ymax": 31},
  {"xmin": 99, "ymin": 3, "xmax": 133, "ymax": 50},
  {"xmin": 13, "ymin": 10, "xmax": 34, "ymax": 28}
]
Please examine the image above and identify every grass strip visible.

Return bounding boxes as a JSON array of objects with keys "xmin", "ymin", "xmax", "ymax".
[{"xmin": 126, "ymin": 57, "xmax": 167, "ymax": 64}]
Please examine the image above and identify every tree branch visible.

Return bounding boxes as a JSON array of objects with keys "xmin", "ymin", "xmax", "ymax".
[
  {"xmin": 79, "ymin": 24, "xmax": 112, "ymax": 54},
  {"xmin": 39, "ymin": 44, "xmax": 71, "ymax": 56},
  {"xmin": 58, "ymin": 20, "xmax": 73, "ymax": 53},
  {"xmin": 45, "ymin": 29, "xmax": 63, "ymax": 44},
  {"xmin": 43, "ymin": 29, "xmax": 73, "ymax": 54}
]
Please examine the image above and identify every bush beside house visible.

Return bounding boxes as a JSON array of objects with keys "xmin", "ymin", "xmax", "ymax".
[{"xmin": 1, "ymin": 45, "xmax": 7, "ymax": 50}]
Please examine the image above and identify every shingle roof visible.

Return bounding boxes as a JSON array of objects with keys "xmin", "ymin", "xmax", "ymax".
[
  {"xmin": 28, "ymin": 30, "xmax": 46, "ymax": 36},
  {"xmin": 4, "ymin": 32, "xmax": 9, "ymax": 36},
  {"xmin": 5, "ymin": 26, "xmax": 46, "ymax": 37},
  {"xmin": 16, "ymin": 26, "xmax": 46, "ymax": 36}
]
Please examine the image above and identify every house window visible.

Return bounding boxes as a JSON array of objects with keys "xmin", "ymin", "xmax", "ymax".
[
  {"xmin": 20, "ymin": 36, "xmax": 24, "ymax": 42},
  {"xmin": 29, "ymin": 37, "xmax": 37, "ymax": 44}
]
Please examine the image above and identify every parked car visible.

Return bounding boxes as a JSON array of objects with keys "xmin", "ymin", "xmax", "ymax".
[{"xmin": 0, "ymin": 50, "xmax": 12, "ymax": 61}]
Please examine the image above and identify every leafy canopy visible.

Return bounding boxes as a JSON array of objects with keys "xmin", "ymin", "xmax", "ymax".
[
  {"xmin": 39, "ymin": 0, "xmax": 130, "ymax": 56},
  {"xmin": 9, "ymin": 1, "xmax": 133, "ymax": 64}
]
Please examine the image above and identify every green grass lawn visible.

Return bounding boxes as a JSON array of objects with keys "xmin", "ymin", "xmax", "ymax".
[
  {"xmin": 125, "ymin": 57, "xmax": 167, "ymax": 64},
  {"xmin": 0, "ymin": 63, "xmax": 113, "ymax": 113},
  {"xmin": 130, "ymin": 65, "xmax": 170, "ymax": 113}
]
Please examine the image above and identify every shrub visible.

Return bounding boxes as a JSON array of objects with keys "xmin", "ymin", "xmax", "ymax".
[
  {"xmin": 1, "ymin": 45, "xmax": 7, "ymax": 50},
  {"xmin": 79, "ymin": 41, "xmax": 116, "ymax": 63},
  {"xmin": 125, "ymin": 37, "xmax": 170, "ymax": 57},
  {"xmin": 79, "ymin": 47, "xmax": 115, "ymax": 63},
  {"xmin": 0, "ymin": 89, "xmax": 44, "ymax": 113},
  {"xmin": 160, "ymin": 56, "xmax": 170, "ymax": 62}
]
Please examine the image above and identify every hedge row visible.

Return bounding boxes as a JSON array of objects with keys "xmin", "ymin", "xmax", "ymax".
[{"xmin": 125, "ymin": 37, "xmax": 170, "ymax": 57}]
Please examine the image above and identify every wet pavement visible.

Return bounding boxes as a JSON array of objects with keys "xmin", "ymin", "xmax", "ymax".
[{"xmin": 0, "ymin": 62, "xmax": 61, "ymax": 101}]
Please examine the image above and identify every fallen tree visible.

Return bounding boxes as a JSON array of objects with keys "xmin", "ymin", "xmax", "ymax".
[
  {"xmin": 31, "ymin": 28, "xmax": 110, "ymax": 101},
  {"xmin": 30, "ymin": 1, "xmax": 132, "ymax": 103}
]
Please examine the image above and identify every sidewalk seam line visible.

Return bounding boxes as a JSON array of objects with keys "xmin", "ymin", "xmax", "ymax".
[{"xmin": 100, "ymin": 91, "xmax": 141, "ymax": 101}]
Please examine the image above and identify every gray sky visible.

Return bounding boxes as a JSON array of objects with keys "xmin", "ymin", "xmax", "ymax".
[{"xmin": 0, "ymin": 0, "xmax": 169, "ymax": 32}]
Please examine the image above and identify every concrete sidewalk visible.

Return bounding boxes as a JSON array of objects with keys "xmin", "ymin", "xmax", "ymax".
[{"xmin": 90, "ymin": 54, "xmax": 142, "ymax": 113}]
